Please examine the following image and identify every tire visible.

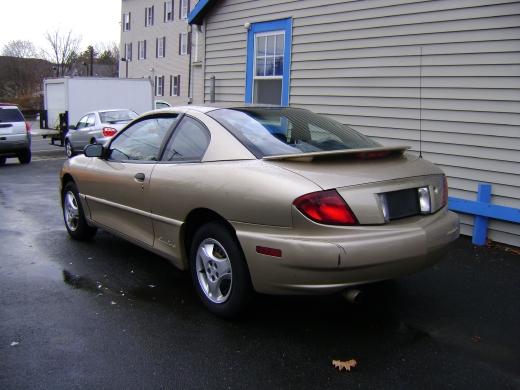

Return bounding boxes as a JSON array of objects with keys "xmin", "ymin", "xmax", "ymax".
[
  {"xmin": 62, "ymin": 181, "xmax": 97, "ymax": 240},
  {"xmin": 0, "ymin": 157, "xmax": 6, "ymax": 166},
  {"xmin": 65, "ymin": 139, "xmax": 74, "ymax": 158},
  {"xmin": 18, "ymin": 149, "xmax": 31, "ymax": 164},
  {"xmin": 190, "ymin": 222, "xmax": 253, "ymax": 318}
]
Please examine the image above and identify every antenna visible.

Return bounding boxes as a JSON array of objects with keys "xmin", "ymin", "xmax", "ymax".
[{"xmin": 419, "ymin": 46, "xmax": 423, "ymax": 158}]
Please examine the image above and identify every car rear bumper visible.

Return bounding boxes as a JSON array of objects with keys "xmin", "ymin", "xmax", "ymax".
[
  {"xmin": 0, "ymin": 135, "xmax": 30, "ymax": 155},
  {"xmin": 233, "ymin": 208, "xmax": 459, "ymax": 294}
]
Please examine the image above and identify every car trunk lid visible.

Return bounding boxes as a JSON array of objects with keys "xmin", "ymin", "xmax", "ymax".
[{"xmin": 265, "ymin": 147, "xmax": 446, "ymax": 224}]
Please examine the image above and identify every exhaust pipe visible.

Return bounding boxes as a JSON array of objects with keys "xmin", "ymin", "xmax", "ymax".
[{"xmin": 343, "ymin": 288, "xmax": 362, "ymax": 304}]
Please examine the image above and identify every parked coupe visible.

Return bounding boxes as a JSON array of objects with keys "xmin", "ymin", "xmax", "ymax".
[
  {"xmin": 60, "ymin": 106, "xmax": 459, "ymax": 317},
  {"xmin": 64, "ymin": 109, "xmax": 138, "ymax": 158}
]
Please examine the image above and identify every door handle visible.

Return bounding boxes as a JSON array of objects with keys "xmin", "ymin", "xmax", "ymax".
[{"xmin": 134, "ymin": 173, "xmax": 145, "ymax": 182}]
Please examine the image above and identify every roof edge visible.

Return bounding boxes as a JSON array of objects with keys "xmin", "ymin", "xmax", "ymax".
[{"xmin": 188, "ymin": 0, "xmax": 217, "ymax": 25}]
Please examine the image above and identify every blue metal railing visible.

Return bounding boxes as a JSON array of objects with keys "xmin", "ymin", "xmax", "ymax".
[{"xmin": 448, "ymin": 183, "xmax": 520, "ymax": 246}]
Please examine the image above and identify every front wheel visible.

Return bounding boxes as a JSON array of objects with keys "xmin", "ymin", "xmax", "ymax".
[
  {"xmin": 62, "ymin": 182, "xmax": 97, "ymax": 240},
  {"xmin": 65, "ymin": 139, "xmax": 74, "ymax": 158},
  {"xmin": 190, "ymin": 222, "xmax": 253, "ymax": 318}
]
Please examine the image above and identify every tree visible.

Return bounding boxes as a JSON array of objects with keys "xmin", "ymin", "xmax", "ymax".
[
  {"xmin": 2, "ymin": 40, "xmax": 38, "ymax": 58},
  {"xmin": 42, "ymin": 30, "xmax": 81, "ymax": 77}
]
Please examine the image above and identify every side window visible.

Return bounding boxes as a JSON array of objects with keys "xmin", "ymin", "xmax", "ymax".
[
  {"xmin": 109, "ymin": 115, "xmax": 177, "ymax": 161},
  {"xmin": 162, "ymin": 117, "xmax": 210, "ymax": 162},
  {"xmin": 76, "ymin": 115, "xmax": 88, "ymax": 129},
  {"xmin": 86, "ymin": 114, "xmax": 96, "ymax": 127}
]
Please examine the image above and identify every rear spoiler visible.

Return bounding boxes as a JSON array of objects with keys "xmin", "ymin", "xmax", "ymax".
[{"xmin": 262, "ymin": 146, "xmax": 411, "ymax": 162}]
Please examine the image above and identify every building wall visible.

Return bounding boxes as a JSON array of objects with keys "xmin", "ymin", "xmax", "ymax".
[
  {"xmin": 196, "ymin": 0, "xmax": 520, "ymax": 246},
  {"xmin": 120, "ymin": 0, "xmax": 199, "ymax": 105}
]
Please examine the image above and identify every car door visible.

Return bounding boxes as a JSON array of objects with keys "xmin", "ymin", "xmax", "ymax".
[
  {"xmin": 148, "ymin": 116, "xmax": 211, "ymax": 266},
  {"xmin": 82, "ymin": 114, "xmax": 179, "ymax": 247},
  {"xmin": 69, "ymin": 114, "xmax": 89, "ymax": 148},
  {"xmin": 76, "ymin": 113, "xmax": 97, "ymax": 146}
]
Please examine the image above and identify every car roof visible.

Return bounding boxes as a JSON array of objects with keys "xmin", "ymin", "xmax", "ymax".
[
  {"xmin": 0, "ymin": 104, "xmax": 20, "ymax": 109},
  {"xmin": 151, "ymin": 104, "xmax": 295, "ymax": 116}
]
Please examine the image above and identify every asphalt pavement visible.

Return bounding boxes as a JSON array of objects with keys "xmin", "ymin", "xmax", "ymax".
[{"xmin": 0, "ymin": 158, "xmax": 519, "ymax": 389}]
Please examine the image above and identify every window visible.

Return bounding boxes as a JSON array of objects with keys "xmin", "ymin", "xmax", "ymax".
[
  {"xmin": 207, "ymin": 107, "xmax": 379, "ymax": 158},
  {"xmin": 123, "ymin": 13, "xmax": 131, "ymax": 31},
  {"xmin": 246, "ymin": 18, "xmax": 292, "ymax": 106},
  {"xmin": 155, "ymin": 76, "xmax": 165, "ymax": 96},
  {"xmin": 179, "ymin": 33, "xmax": 190, "ymax": 55},
  {"xmin": 156, "ymin": 37, "xmax": 166, "ymax": 58},
  {"xmin": 138, "ymin": 40, "xmax": 147, "ymax": 60},
  {"xmin": 162, "ymin": 117, "xmax": 210, "ymax": 162},
  {"xmin": 86, "ymin": 114, "xmax": 96, "ymax": 127},
  {"xmin": 164, "ymin": 1, "xmax": 173, "ymax": 22},
  {"xmin": 170, "ymin": 75, "xmax": 180, "ymax": 96},
  {"xmin": 145, "ymin": 6, "xmax": 154, "ymax": 26},
  {"xmin": 99, "ymin": 110, "xmax": 137, "ymax": 124},
  {"xmin": 109, "ymin": 116, "xmax": 178, "ymax": 161},
  {"xmin": 75, "ymin": 115, "xmax": 89, "ymax": 129},
  {"xmin": 180, "ymin": 0, "xmax": 189, "ymax": 19},
  {"xmin": 124, "ymin": 43, "xmax": 132, "ymax": 61}
]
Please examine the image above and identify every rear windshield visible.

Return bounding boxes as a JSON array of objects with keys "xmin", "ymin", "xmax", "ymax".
[
  {"xmin": 207, "ymin": 107, "xmax": 379, "ymax": 157},
  {"xmin": 99, "ymin": 110, "xmax": 137, "ymax": 124},
  {"xmin": 0, "ymin": 108, "xmax": 24, "ymax": 123}
]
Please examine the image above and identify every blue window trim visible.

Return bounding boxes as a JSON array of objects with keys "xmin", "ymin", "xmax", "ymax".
[{"xmin": 245, "ymin": 18, "xmax": 292, "ymax": 106}]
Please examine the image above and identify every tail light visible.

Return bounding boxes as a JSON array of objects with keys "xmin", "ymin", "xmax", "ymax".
[
  {"xmin": 102, "ymin": 127, "xmax": 117, "ymax": 137},
  {"xmin": 293, "ymin": 190, "xmax": 358, "ymax": 225},
  {"xmin": 441, "ymin": 175, "xmax": 448, "ymax": 207},
  {"xmin": 25, "ymin": 121, "xmax": 31, "ymax": 133}
]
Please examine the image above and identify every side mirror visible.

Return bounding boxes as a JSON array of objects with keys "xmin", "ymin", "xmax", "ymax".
[
  {"xmin": 84, "ymin": 143, "xmax": 104, "ymax": 158},
  {"xmin": 68, "ymin": 125, "xmax": 76, "ymax": 130}
]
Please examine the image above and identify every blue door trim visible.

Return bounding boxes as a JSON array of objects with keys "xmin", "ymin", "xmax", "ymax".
[{"xmin": 245, "ymin": 18, "xmax": 292, "ymax": 106}]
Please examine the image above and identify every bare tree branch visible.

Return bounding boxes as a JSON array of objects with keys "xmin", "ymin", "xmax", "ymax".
[
  {"xmin": 42, "ymin": 30, "xmax": 81, "ymax": 77},
  {"xmin": 2, "ymin": 40, "xmax": 38, "ymax": 58}
]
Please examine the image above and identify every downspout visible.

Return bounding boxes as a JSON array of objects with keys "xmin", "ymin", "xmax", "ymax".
[{"xmin": 188, "ymin": 24, "xmax": 193, "ymax": 104}]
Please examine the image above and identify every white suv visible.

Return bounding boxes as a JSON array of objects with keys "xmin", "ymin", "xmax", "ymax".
[{"xmin": 0, "ymin": 104, "xmax": 31, "ymax": 165}]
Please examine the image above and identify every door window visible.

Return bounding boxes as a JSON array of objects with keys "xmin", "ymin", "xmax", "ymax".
[
  {"xmin": 76, "ymin": 115, "xmax": 89, "ymax": 129},
  {"xmin": 109, "ymin": 115, "xmax": 177, "ymax": 161},
  {"xmin": 86, "ymin": 114, "xmax": 96, "ymax": 127},
  {"xmin": 162, "ymin": 117, "xmax": 210, "ymax": 162}
]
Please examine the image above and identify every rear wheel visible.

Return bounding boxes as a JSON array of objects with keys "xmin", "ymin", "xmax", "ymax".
[
  {"xmin": 65, "ymin": 139, "xmax": 74, "ymax": 158},
  {"xmin": 190, "ymin": 222, "xmax": 253, "ymax": 318},
  {"xmin": 18, "ymin": 149, "xmax": 31, "ymax": 164},
  {"xmin": 62, "ymin": 181, "xmax": 97, "ymax": 240}
]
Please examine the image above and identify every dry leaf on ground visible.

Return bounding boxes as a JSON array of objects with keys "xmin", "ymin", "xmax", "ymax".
[{"xmin": 332, "ymin": 359, "xmax": 357, "ymax": 372}]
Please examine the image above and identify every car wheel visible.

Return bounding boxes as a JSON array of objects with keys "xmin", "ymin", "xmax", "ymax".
[
  {"xmin": 0, "ymin": 157, "xmax": 6, "ymax": 165},
  {"xmin": 190, "ymin": 222, "xmax": 253, "ymax": 318},
  {"xmin": 18, "ymin": 149, "xmax": 31, "ymax": 164},
  {"xmin": 62, "ymin": 181, "xmax": 97, "ymax": 240},
  {"xmin": 65, "ymin": 140, "xmax": 74, "ymax": 158}
]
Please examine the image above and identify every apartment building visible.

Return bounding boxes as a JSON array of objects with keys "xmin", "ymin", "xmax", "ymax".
[{"xmin": 120, "ymin": 0, "xmax": 199, "ymax": 105}]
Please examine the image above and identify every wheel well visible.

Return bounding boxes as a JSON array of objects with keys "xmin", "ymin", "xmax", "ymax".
[
  {"xmin": 181, "ymin": 208, "xmax": 237, "ymax": 268},
  {"xmin": 90, "ymin": 138, "xmax": 97, "ymax": 144},
  {"xmin": 61, "ymin": 174, "xmax": 75, "ymax": 200}
]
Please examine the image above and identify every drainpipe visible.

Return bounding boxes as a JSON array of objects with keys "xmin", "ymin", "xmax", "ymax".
[{"xmin": 187, "ymin": 24, "xmax": 193, "ymax": 104}]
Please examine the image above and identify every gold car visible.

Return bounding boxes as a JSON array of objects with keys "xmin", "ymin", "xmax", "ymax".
[{"xmin": 60, "ymin": 106, "xmax": 459, "ymax": 317}]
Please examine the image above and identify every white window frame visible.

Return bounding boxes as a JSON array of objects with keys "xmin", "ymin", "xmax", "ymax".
[
  {"xmin": 253, "ymin": 31, "xmax": 285, "ymax": 81},
  {"xmin": 156, "ymin": 76, "xmax": 164, "ymax": 96},
  {"xmin": 157, "ymin": 37, "xmax": 165, "ymax": 58},
  {"xmin": 138, "ymin": 40, "xmax": 146, "ymax": 60},
  {"xmin": 145, "ymin": 6, "xmax": 154, "ymax": 27},
  {"xmin": 180, "ymin": 0, "xmax": 189, "ymax": 19},
  {"xmin": 123, "ymin": 13, "xmax": 131, "ymax": 31},
  {"xmin": 165, "ymin": 1, "xmax": 173, "ymax": 22},
  {"xmin": 124, "ymin": 43, "xmax": 132, "ymax": 61},
  {"xmin": 171, "ymin": 75, "xmax": 180, "ymax": 96},
  {"xmin": 180, "ymin": 33, "xmax": 188, "ymax": 55}
]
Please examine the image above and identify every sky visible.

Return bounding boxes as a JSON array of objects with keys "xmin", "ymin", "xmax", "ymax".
[{"xmin": 0, "ymin": 0, "xmax": 121, "ymax": 54}]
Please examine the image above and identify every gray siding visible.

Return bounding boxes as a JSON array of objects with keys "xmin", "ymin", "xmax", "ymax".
[{"xmin": 198, "ymin": 0, "xmax": 520, "ymax": 246}]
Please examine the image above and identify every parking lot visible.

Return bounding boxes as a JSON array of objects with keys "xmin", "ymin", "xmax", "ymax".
[{"xmin": 0, "ymin": 144, "xmax": 519, "ymax": 389}]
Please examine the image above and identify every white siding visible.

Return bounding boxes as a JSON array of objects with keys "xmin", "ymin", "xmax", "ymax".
[{"xmin": 198, "ymin": 0, "xmax": 520, "ymax": 246}]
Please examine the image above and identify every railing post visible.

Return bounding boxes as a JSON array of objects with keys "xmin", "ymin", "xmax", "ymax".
[{"xmin": 472, "ymin": 183, "xmax": 492, "ymax": 246}]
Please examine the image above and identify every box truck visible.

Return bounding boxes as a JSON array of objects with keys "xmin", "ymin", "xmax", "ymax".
[{"xmin": 42, "ymin": 77, "xmax": 154, "ymax": 144}]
